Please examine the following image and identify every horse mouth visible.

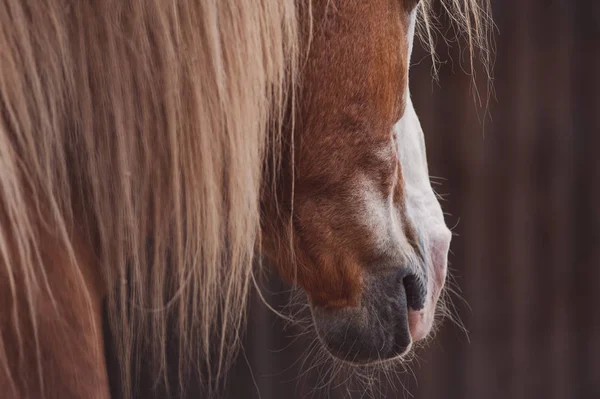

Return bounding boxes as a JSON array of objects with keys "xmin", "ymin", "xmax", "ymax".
[{"xmin": 311, "ymin": 270, "xmax": 429, "ymax": 365}]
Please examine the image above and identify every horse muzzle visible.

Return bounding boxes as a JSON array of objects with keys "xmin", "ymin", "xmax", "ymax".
[{"xmin": 311, "ymin": 268, "xmax": 427, "ymax": 364}]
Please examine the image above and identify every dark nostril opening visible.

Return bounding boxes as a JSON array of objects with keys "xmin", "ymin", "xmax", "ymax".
[{"xmin": 403, "ymin": 273, "xmax": 426, "ymax": 311}]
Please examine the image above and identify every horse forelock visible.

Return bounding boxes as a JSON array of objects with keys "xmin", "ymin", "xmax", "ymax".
[
  {"xmin": 0, "ymin": 0, "xmax": 297, "ymax": 397},
  {"xmin": 0, "ymin": 0, "xmax": 491, "ymax": 397}
]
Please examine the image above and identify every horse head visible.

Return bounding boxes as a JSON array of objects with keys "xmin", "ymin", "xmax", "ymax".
[{"xmin": 262, "ymin": 0, "xmax": 453, "ymax": 364}]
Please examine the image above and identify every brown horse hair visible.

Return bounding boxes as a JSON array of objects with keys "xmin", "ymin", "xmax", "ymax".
[{"xmin": 0, "ymin": 1, "xmax": 490, "ymax": 398}]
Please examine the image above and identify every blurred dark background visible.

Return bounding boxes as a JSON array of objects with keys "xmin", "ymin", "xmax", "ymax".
[{"xmin": 224, "ymin": 1, "xmax": 600, "ymax": 398}]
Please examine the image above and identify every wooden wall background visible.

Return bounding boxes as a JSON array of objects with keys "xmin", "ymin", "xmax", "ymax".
[{"xmin": 224, "ymin": 1, "xmax": 600, "ymax": 398}]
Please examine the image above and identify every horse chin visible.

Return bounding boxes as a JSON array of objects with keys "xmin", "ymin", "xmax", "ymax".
[
  {"xmin": 311, "ymin": 302, "xmax": 439, "ymax": 367},
  {"xmin": 308, "ymin": 269, "xmax": 432, "ymax": 366}
]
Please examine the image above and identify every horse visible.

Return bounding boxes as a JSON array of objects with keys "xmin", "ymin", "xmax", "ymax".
[{"xmin": 0, "ymin": 0, "xmax": 491, "ymax": 398}]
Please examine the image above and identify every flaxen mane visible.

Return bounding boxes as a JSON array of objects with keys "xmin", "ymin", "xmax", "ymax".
[{"xmin": 0, "ymin": 0, "xmax": 490, "ymax": 397}]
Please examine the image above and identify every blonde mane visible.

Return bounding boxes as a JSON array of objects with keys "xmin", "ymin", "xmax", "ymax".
[{"xmin": 0, "ymin": 0, "xmax": 490, "ymax": 397}]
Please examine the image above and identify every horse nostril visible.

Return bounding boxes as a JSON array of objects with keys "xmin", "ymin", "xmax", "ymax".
[
  {"xmin": 393, "ymin": 268, "xmax": 426, "ymax": 310},
  {"xmin": 403, "ymin": 273, "xmax": 426, "ymax": 311}
]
